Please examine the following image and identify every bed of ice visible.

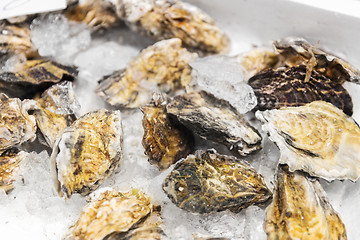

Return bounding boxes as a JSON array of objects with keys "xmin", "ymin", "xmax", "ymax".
[{"xmin": 1, "ymin": 0, "xmax": 360, "ymax": 239}]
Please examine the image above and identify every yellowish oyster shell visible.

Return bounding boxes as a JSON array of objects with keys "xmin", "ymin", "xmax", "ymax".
[
  {"xmin": 256, "ymin": 101, "xmax": 360, "ymax": 181},
  {"xmin": 51, "ymin": 109, "xmax": 123, "ymax": 198},
  {"xmin": 265, "ymin": 165, "xmax": 347, "ymax": 240}
]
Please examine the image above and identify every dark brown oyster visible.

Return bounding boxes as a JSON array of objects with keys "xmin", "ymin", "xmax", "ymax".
[
  {"xmin": 141, "ymin": 93, "xmax": 194, "ymax": 171},
  {"xmin": 248, "ymin": 65, "xmax": 353, "ymax": 115},
  {"xmin": 162, "ymin": 149, "xmax": 272, "ymax": 214},
  {"xmin": 0, "ymin": 59, "xmax": 77, "ymax": 98},
  {"xmin": 166, "ymin": 90, "xmax": 262, "ymax": 156},
  {"xmin": 265, "ymin": 165, "xmax": 347, "ymax": 240}
]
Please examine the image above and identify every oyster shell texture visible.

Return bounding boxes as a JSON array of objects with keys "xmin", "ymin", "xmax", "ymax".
[
  {"xmin": 0, "ymin": 93, "xmax": 37, "ymax": 153},
  {"xmin": 162, "ymin": 149, "xmax": 272, "ymax": 214},
  {"xmin": 65, "ymin": 188, "xmax": 162, "ymax": 240},
  {"xmin": 96, "ymin": 38, "xmax": 197, "ymax": 108},
  {"xmin": 248, "ymin": 65, "xmax": 353, "ymax": 115},
  {"xmin": 0, "ymin": 59, "xmax": 78, "ymax": 98},
  {"xmin": 0, "ymin": 148, "xmax": 28, "ymax": 192},
  {"xmin": 114, "ymin": 0, "xmax": 230, "ymax": 54},
  {"xmin": 256, "ymin": 101, "xmax": 360, "ymax": 181},
  {"xmin": 51, "ymin": 109, "xmax": 123, "ymax": 198},
  {"xmin": 265, "ymin": 165, "xmax": 347, "ymax": 240},
  {"xmin": 274, "ymin": 37, "xmax": 360, "ymax": 84},
  {"xmin": 166, "ymin": 90, "xmax": 262, "ymax": 156},
  {"xmin": 141, "ymin": 92, "xmax": 194, "ymax": 171},
  {"xmin": 34, "ymin": 81, "xmax": 79, "ymax": 147}
]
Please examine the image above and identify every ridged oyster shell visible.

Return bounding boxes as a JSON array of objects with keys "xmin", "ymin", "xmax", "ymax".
[
  {"xmin": 114, "ymin": 0, "xmax": 230, "ymax": 54},
  {"xmin": 256, "ymin": 101, "xmax": 360, "ymax": 181},
  {"xmin": 248, "ymin": 65, "xmax": 353, "ymax": 115},
  {"xmin": 96, "ymin": 38, "xmax": 197, "ymax": 108},
  {"xmin": 51, "ymin": 109, "xmax": 123, "ymax": 198},
  {"xmin": 265, "ymin": 165, "xmax": 347, "ymax": 240},
  {"xmin": 162, "ymin": 149, "xmax": 272, "ymax": 214},
  {"xmin": 166, "ymin": 90, "xmax": 262, "ymax": 156},
  {"xmin": 141, "ymin": 93, "xmax": 194, "ymax": 171}
]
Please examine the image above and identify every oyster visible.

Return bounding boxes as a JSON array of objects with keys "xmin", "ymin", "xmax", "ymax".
[
  {"xmin": 51, "ymin": 109, "xmax": 123, "ymax": 198},
  {"xmin": 248, "ymin": 65, "xmax": 353, "ymax": 115},
  {"xmin": 0, "ymin": 59, "xmax": 78, "ymax": 98},
  {"xmin": 274, "ymin": 37, "xmax": 360, "ymax": 84},
  {"xmin": 265, "ymin": 165, "xmax": 347, "ymax": 240},
  {"xmin": 33, "ymin": 81, "xmax": 80, "ymax": 147},
  {"xmin": 256, "ymin": 101, "xmax": 360, "ymax": 181},
  {"xmin": 65, "ymin": 188, "xmax": 163, "ymax": 240},
  {"xmin": 114, "ymin": 0, "xmax": 230, "ymax": 54},
  {"xmin": 162, "ymin": 149, "xmax": 272, "ymax": 214},
  {"xmin": 166, "ymin": 90, "xmax": 262, "ymax": 156},
  {"xmin": 96, "ymin": 38, "xmax": 197, "ymax": 108},
  {"xmin": 0, "ymin": 94, "xmax": 37, "ymax": 153},
  {"xmin": 0, "ymin": 148, "xmax": 28, "ymax": 192},
  {"xmin": 141, "ymin": 93, "xmax": 194, "ymax": 170}
]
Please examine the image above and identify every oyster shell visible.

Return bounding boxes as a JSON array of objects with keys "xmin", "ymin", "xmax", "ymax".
[
  {"xmin": 162, "ymin": 149, "xmax": 272, "ymax": 214},
  {"xmin": 51, "ymin": 109, "xmax": 123, "ymax": 198},
  {"xmin": 274, "ymin": 37, "xmax": 360, "ymax": 84},
  {"xmin": 33, "ymin": 81, "xmax": 80, "ymax": 147},
  {"xmin": 114, "ymin": 0, "xmax": 230, "ymax": 54},
  {"xmin": 0, "ymin": 148, "xmax": 28, "ymax": 192},
  {"xmin": 265, "ymin": 165, "xmax": 347, "ymax": 240},
  {"xmin": 65, "ymin": 188, "xmax": 161, "ymax": 240},
  {"xmin": 0, "ymin": 59, "xmax": 78, "ymax": 98},
  {"xmin": 141, "ymin": 93, "xmax": 194, "ymax": 170},
  {"xmin": 0, "ymin": 94, "xmax": 37, "ymax": 153},
  {"xmin": 166, "ymin": 90, "xmax": 262, "ymax": 156},
  {"xmin": 248, "ymin": 65, "xmax": 353, "ymax": 115},
  {"xmin": 256, "ymin": 101, "xmax": 360, "ymax": 181},
  {"xmin": 96, "ymin": 38, "xmax": 197, "ymax": 108}
]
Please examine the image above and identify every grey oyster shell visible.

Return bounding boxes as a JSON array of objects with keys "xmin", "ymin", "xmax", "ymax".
[
  {"xmin": 162, "ymin": 149, "xmax": 272, "ymax": 214},
  {"xmin": 51, "ymin": 109, "xmax": 123, "ymax": 198},
  {"xmin": 166, "ymin": 90, "xmax": 262, "ymax": 156}
]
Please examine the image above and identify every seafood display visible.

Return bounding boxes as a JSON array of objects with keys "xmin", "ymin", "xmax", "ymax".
[
  {"xmin": 248, "ymin": 65, "xmax": 353, "ymax": 115},
  {"xmin": 162, "ymin": 150, "xmax": 271, "ymax": 214},
  {"xmin": 265, "ymin": 165, "xmax": 347, "ymax": 240},
  {"xmin": 166, "ymin": 90, "xmax": 262, "ymax": 156},
  {"xmin": 256, "ymin": 101, "xmax": 360, "ymax": 181},
  {"xmin": 141, "ymin": 93, "xmax": 194, "ymax": 170},
  {"xmin": 51, "ymin": 109, "xmax": 123, "ymax": 198},
  {"xmin": 96, "ymin": 38, "xmax": 197, "ymax": 108}
]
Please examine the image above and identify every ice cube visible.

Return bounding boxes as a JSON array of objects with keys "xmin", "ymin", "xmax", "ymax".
[{"xmin": 244, "ymin": 206, "xmax": 267, "ymax": 240}]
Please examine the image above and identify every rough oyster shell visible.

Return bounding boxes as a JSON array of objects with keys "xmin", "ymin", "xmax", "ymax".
[
  {"xmin": 256, "ymin": 101, "xmax": 360, "ymax": 181},
  {"xmin": 0, "ymin": 59, "xmax": 78, "ymax": 98},
  {"xmin": 248, "ymin": 65, "xmax": 353, "ymax": 115},
  {"xmin": 162, "ymin": 149, "xmax": 272, "ymax": 214},
  {"xmin": 0, "ymin": 94, "xmax": 37, "ymax": 153},
  {"xmin": 65, "ymin": 188, "xmax": 161, "ymax": 240},
  {"xmin": 274, "ymin": 37, "xmax": 360, "ymax": 84},
  {"xmin": 51, "ymin": 109, "xmax": 123, "ymax": 198},
  {"xmin": 113, "ymin": 0, "xmax": 230, "ymax": 54},
  {"xmin": 265, "ymin": 165, "xmax": 347, "ymax": 240},
  {"xmin": 33, "ymin": 81, "xmax": 80, "ymax": 147},
  {"xmin": 96, "ymin": 38, "xmax": 197, "ymax": 108},
  {"xmin": 166, "ymin": 90, "xmax": 262, "ymax": 156},
  {"xmin": 141, "ymin": 93, "xmax": 194, "ymax": 171}
]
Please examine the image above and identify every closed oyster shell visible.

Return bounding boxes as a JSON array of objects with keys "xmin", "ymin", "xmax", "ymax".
[
  {"xmin": 248, "ymin": 65, "xmax": 353, "ymax": 115},
  {"xmin": 0, "ymin": 94, "xmax": 37, "ymax": 153},
  {"xmin": 51, "ymin": 109, "xmax": 123, "ymax": 198},
  {"xmin": 166, "ymin": 90, "xmax": 262, "ymax": 156},
  {"xmin": 96, "ymin": 38, "xmax": 197, "ymax": 108},
  {"xmin": 265, "ymin": 165, "xmax": 347, "ymax": 240},
  {"xmin": 256, "ymin": 101, "xmax": 360, "ymax": 181},
  {"xmin": 162, "ymin": 149, "xmax": 272, "ymax": 214},
  {"xmin": 0, "ymin": 59, "xmax": 77, "ymax": 98},
  {"xmin": 114, "ymin": 0, "xmax": 230, "ymax": 54},
  {"xmin": 141, "ymin": 93, "xmax": 194, "ymax": 170}
]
